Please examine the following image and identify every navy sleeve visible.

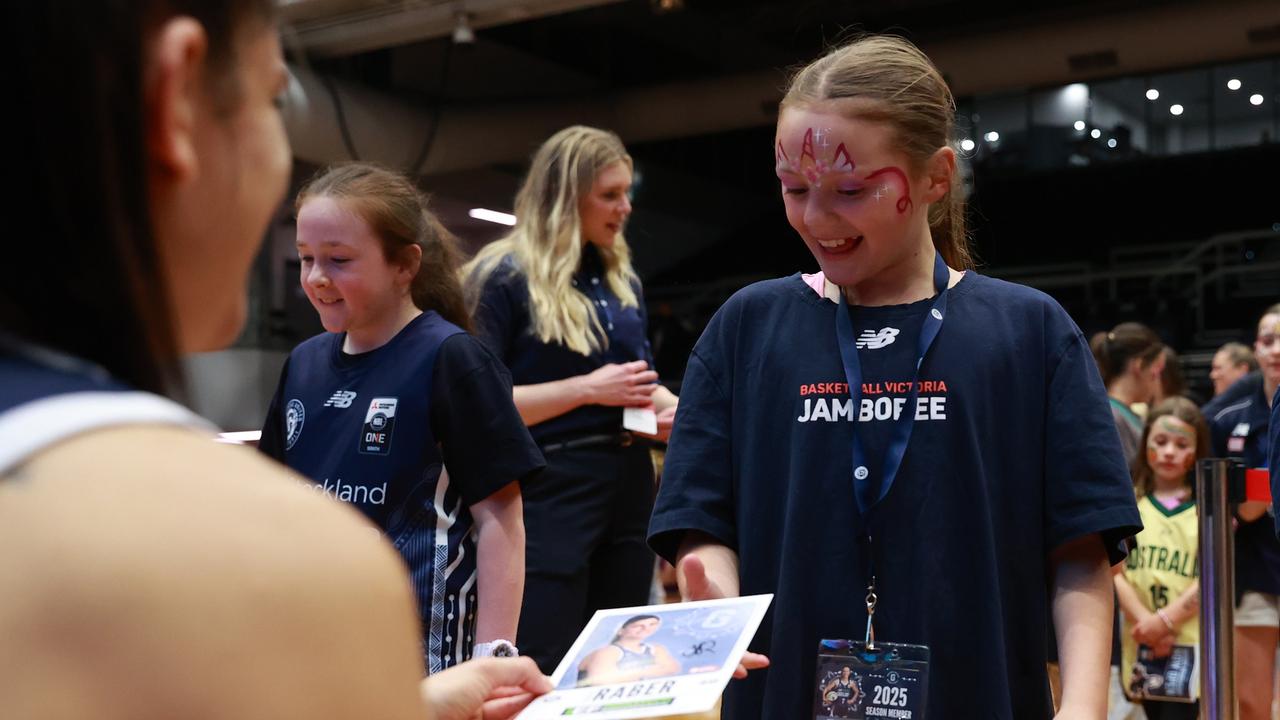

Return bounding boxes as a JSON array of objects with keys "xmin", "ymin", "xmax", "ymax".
[
  {"xmin": 257, "ymin": 357, "xmax": 289, "ymax": 462},
  {"xmin": 648, "ymin": 348, "xmax": 738, "ymax": 564},
  {"xmin": 1270, "ymin": 386, "xmax": 1279, "ymax": 538},
  {"xmin": 472, "ymin": 267, "xmax": 519, "ymax": 363},
  {"xmin": 1042, "ymin": 327, "xmax": 1143, "ymax": 565},
  {"xmin": 431, "ymin": 333, "xmax": 544, "ymax": 506}
]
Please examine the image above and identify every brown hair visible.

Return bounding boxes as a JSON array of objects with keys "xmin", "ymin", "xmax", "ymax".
[
  {"xmin": 4, "ymin": 0, "xmax": 274, "ymax": 395},
  {"xmin": 1131, "ymin": 396, "xmax": 1209, "ymax": 498},
  {"xmin": 296, "ymin": 163, "xmax": 472, "ymax": 332},
  {"xmin": 780, "ymin": 34, "xmax": 973, "ymax": 270},
  {"xmin": 1261, "ymin": 303, "xmax": 1280, "ymax": 329},
  {"xmin": 1089, "ymin": 322, "xmax": 1164, "ymax": 387}
]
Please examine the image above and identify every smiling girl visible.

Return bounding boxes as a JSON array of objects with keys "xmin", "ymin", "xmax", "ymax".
[
  {"xmin": 260, "ymin": 163, "xmax": 544, "ymax": 672},
  {"xmin": 649, "ymin": 35, "xmax": 1141, "ymax": 719}
]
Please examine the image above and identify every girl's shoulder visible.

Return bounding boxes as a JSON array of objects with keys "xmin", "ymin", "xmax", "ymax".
[{"xmin": 0, "ymin": 427, "xmax": 425, "ymax": 719}]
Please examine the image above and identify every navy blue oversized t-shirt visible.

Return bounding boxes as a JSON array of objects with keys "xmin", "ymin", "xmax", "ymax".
[{"xmin": 649, "ymin": 271, "xmax": 1141, "ymax": 720}]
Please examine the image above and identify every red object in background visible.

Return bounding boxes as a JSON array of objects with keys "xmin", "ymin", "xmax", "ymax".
[{"xmin": 1245, "ymin": 468, "xmax": 1271, "ymax": 503}]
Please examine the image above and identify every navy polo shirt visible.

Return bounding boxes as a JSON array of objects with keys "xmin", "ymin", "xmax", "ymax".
[
  {"xmin": 1206, "ymin": 375, "xmax": 1279, "ymax": 595},
  {"xmin": 649, "ymin": 272, "xmax": 1141, "ymax": 720},
  {"xmin": 472, "ymin": 245, "xmax": 656, "ymax": 445}
]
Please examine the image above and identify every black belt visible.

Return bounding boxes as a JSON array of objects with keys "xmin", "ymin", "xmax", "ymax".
[{"xmin": 540, "ymin": 432, "xmax": 634, "ymax": 455}]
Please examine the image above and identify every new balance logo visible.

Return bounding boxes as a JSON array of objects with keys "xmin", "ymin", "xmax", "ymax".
[
  {"xmin": 855, "ymin": 327, "xmax": 900, "ymax": 349},
  {"xmin": 324, "ymin": 390, "xmax": 357, "ymax": 408}
]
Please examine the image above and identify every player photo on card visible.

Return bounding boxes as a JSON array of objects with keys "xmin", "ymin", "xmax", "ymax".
[{"xmin": 515, "ymin": 595, "xmax": 772, "ymax": 720}]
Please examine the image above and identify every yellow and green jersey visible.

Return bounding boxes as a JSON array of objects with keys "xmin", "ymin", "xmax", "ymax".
[{"xmin": 1121, "ymin": 494, "xmax": 1198, "ymax": 695}]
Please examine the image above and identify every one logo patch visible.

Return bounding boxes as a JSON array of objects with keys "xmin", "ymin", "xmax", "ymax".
[
  {"xmin": 285, "ymin": 399, "xmax": 305, "ymax": 450},
  {"xmin": 855, "ymin": 327, "xmax": 900, "ymax": 350},
  {"xmin": 324, "ymin": 390, "xmax": 357, "ymax": 408},
  {"xmin": 359, "ymin": 397, "xmax": 398, "ymax": 455},
  {"xmin": 1231, "ymin": 423, "xmax": 1250, "ymax": 437}
]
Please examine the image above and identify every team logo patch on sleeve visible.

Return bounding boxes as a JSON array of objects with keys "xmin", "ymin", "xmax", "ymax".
[
  {"xmin": 285, "ymin": 399, "xmax": 305, "ymax": 450},
  {"xmin": 359, "ymin": 397, "xmax": 398, "ymax": 455}
]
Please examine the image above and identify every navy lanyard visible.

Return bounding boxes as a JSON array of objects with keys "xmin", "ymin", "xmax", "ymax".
[
  {"xmin": 835, "ymin": 251, "xmax": 950, "ymax": 518},
  {"xmin": 836, "ymin": 252, "xmax": 950, "ymax": 645}
]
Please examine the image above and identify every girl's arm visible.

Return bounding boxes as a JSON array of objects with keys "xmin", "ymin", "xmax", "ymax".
[
  {"xmin": 513, "ymin": 361, "xmax": 658, "ymax": 426},
  {"xmin": 676, "ymin": 533, "xmax": 770, "ymax": 679},
  {"xmin": 1160, "ymin": 581, "xmax": 1200, "ymax": 627},
  {"xmin": 1050, "ymin": 534, "xmax": 1113, "ymax": 720},
  {"xmin": 471, "ymin": 482, "xmax": 524, "ymax": 644}
]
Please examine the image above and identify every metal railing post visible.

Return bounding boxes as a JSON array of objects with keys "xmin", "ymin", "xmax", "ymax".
[{"xmin": 1197, "ymin": 458, "xmax": 1236, "ymax": 720}]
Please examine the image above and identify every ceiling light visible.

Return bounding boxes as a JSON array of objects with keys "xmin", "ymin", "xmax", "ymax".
[
  {"xmin": 452, "ymin": 12, "xmax": 475, "ymax": 44},
  {"xmin": 1146, "ymin": 89, "xmax": 1159, "ymax": 101},
  {"xmin": 984, "ymin": 131, "xmax": 1000, "ymax": 143},
  {"xmin": 959, "ymin": 139, "xmax": 975, "ymax": 152},
  {"xmin": 1090, "ymin": 128, "xmax": 1101, "ymax": 139},
  {"xmin": 1227, "ymin": 78, "xmax": 1241, "ymax": 91},
  {"xmin": 1073, "ymin": 120, "xmax": 1086, "ymax": 131},
  {"xmin": 1107, "ymin": 138, "xmax": 1117, "ymax": 148},
  {"xmin": 469, "ymin": 208, "xmax": 515, "ymax": 225},
  {"xmin": 1249, "ymin": 94, "xmax": 1264, "ymax": 106},
  {"xmin": 1169, "ymin": 104, "xmax": 1184, "ymax": 116}
]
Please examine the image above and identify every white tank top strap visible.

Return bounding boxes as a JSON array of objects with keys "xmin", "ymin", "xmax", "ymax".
[{"xmin": 0, "ymin": 390, "xmax": 216, "ymax": 475}]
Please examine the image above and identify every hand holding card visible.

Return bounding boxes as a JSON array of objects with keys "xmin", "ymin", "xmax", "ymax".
[{"xmin": 515, "ymin": 595, "xmax": 772, "ymax": 720}]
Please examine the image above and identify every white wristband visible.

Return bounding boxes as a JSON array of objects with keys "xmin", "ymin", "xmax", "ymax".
[{"xmin": 473, "ymin": 639, "xmax": 519, "ymax": 658}]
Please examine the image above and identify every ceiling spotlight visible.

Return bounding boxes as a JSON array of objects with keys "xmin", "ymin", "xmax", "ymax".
[
  {"xmin": 452, "ymin": 12, "xmax": 475, "ymax": 44},
  {"xmin": 1170, "ymin": 104, "xmax": 1184, "ymax": 116},
  {"xmin": 1227, "ymin": 78, "xmax": 1242, "ymax": 91},
  {"xmin": 1250, "ymin": 94, "xmax": 1264, "ymax": 106},
  {"xmin": 1090, "ymin": 128, "xmax": 1102, "ymax": 139},
  {"xmin": 469, "ymin": 208, "xmax": 515, "ymax": 225},
  {"xmin": 1073, "ymin": 120, "xmax": 1086, "ymax": 131},
  {"xmin": 984, "ymin": 131, "xmax": 1000, "ymax": 143},
  {"xmin": 1107, "ymin": 138, "xmax": 1118, "ymax": 149},
  {"xmin": 1145, "ymin": 89, "xmax": 1160, "ymax": 101},
  {"xmin": 960, "ymin": 139, "xmax": 976, "ymax": 152}
]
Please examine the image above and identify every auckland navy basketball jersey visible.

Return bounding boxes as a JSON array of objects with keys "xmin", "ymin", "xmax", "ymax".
[{"xmin": 270, "ymin": 311, "xmax": 479, "ymax": 671}]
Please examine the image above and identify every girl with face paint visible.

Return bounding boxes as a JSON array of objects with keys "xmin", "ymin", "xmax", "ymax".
[
  {"xmin": 1114, "ymin": 398, "xmax": 1209, "ymax": 719},
  {"xmin": 649, "ymin": 35, "xmax": 1142, "ymax": 720}
]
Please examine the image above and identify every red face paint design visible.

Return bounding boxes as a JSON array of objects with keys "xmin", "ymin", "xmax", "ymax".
[
  {"xmin": 864, "ymin": 166, "xmax": 914, "ymax": 214},
  {"xmin": 776, "ymin": 128, "xmax": 911, "ymax": 214},
  {"xmin": 778, "ymin": 128, "xmax": 860, "ymax": 188}
]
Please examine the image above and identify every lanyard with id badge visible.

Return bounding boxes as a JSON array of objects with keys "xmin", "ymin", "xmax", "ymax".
[{"xmin": 813, "ymin": 252, "xmax": 949, "ymax": 720}]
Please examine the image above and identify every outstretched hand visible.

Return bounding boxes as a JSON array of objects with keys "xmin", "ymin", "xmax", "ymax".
[
  {"xmin": 421, "ymin": 656, "xmax": 553, "ymax": 720},
  {"xmin": 677, "ymin": 554, "xmax": 769, "ymax": 679}
]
